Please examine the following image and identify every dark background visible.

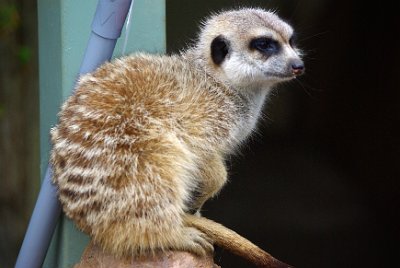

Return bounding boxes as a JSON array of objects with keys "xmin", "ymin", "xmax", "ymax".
[
  {"xmin": 1, "ymin": 0, "xmax": 398, "ymax": 267},
  {"xmin": 167, "ymin": 1, "xmax": 399, "ymax": 267}
]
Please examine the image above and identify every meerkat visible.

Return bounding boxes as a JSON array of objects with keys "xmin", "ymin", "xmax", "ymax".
[{"xmin": 50, "ymin": 8, "xmax": 303, "ymax": 268}]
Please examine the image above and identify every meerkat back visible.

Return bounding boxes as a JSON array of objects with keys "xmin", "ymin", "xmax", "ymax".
[
  {"xmin": 51, "ymin": 53, "xmax": 237, "ymax": 256},
  {"xmin": 51, "ymin": 7, "xmax": 303, "ymax": 267}
]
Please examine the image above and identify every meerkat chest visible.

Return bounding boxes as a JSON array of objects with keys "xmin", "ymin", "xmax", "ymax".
[{"xmin": 231, "ymin": 90, "xmax": 267, "ymax": 146}]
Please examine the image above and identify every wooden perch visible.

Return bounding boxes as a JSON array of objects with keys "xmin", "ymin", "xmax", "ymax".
[{"xmin": 74, "ymin": 240, "xmax": 220, "ymax": 268}]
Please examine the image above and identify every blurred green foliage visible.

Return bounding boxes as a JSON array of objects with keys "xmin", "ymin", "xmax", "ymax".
[
  {"xmin": 18, "ymin": 45, "xmax": 32, "ymax": 64},
  {"xmin": 0, "ymin": 4, "xmax": 32, "ymax": 64},
  {"xmin": 1, "ymin": 2, "xmax": 38, "ymax": 266},
  {"xmin": 0, "ymin": 3, "xmax": 20, "ymax": 36}
]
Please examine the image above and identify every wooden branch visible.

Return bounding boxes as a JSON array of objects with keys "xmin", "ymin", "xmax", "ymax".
[{"xmin": 74, "ymin": 241, "xmax": 220, "ymax": 268}]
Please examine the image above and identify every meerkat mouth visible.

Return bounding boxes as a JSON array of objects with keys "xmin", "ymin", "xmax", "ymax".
[{"xmin": 264, "ymin": 71, "xmax": 296, "ymax": 79}]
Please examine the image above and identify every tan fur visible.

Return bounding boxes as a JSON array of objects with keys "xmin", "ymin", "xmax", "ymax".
[
  {"xmin": 185, "ymin": 215, "xmax": 292, "ymax": 268},
  {"xmin": 50, "ymin": 8, "xmax": 302, "ymax": 267}
]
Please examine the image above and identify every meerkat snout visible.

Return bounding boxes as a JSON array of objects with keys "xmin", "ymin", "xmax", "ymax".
[{"xmin": 290, "ymin": 58, "xmax": 305, "ymax": 76}]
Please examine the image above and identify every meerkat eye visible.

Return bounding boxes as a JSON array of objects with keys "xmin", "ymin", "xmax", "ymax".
[{"xmin": 250, "ymin": 37, "xmax": 280, "ymax": 55}]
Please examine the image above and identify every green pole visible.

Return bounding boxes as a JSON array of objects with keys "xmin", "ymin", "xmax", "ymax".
[{"xmin": 37, "ymin": 1, "xmax": 165, "ymax": 267}]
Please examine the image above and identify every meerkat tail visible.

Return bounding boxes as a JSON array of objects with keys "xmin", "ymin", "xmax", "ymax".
[{"xmin": 184, "ymin": 215, "xmax": 293, "ymax": 268}]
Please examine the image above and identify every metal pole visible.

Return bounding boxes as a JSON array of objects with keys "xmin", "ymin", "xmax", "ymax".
[
  {"xmin": 15, "ymin": 1, "xmax": 133, "ymax": 267},
  {"xmin": 80, "ymin": 0, "xmax": 133, "ymax": 74}
]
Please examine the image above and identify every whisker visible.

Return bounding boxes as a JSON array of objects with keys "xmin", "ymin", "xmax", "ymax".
[
  {"xmin": 293, "ymin": 77, "xmax": 324, "ymax": 100},
  {"xmin": 300, "ymin": 31, "xmax": 329, "ymax": 42}
]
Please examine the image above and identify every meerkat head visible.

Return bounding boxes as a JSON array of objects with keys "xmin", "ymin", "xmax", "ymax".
[{"xmin": 192, "ymin": 8, "xmax": 304, "ymax": 90}]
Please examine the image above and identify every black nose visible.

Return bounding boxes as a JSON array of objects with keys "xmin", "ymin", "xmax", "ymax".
[{"xmin": 291, "ymin": 59, "xmax": 305, "ymax": 76}]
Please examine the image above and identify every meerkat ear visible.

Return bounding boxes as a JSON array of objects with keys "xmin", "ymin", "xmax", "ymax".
[{"xmin": 211, "ymin": 35, "xmax": 230, "ymax": 65}]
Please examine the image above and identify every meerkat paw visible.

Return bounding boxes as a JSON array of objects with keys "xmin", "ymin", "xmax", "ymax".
[{"xmin": 178, "ymin": 227, "xmax": 214, "ymax": 256}]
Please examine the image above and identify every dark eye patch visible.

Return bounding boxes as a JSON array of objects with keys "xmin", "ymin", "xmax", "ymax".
[
  {"xmin": 289, "ymin": 32, "xmax": 297, "ymax": 47},
  {"xmin": 211, "ymin": 35, "xmax": 230, "ymax": 65},
  {"xmin": 249, "ymin": 37, "xmax": 280, "ymax": 55}
]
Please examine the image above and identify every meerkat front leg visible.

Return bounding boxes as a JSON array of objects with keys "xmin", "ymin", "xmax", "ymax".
[{"xmin": 188, "ymin": 152, "xmax": 228, "ymax": 215}]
